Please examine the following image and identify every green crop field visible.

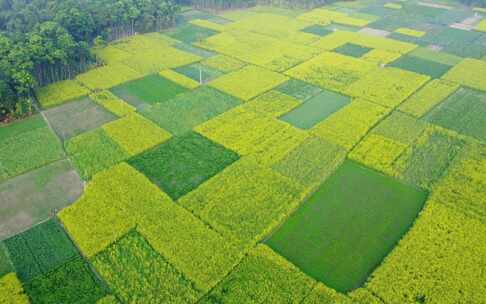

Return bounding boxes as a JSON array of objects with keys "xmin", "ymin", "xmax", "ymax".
[
  {"xmin": 266, "ymin": 160, "xmax": 427, "ymax": 292},
  {"xmin": 1, "ymin": 0, "xmax": 486, "ymax": 303}
]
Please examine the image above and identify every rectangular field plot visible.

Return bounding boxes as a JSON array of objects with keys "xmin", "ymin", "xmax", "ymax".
[
  {"xmin": 0, "ymin": 115, "xmax": 64, "ymax": 180},
  {"xmin": 333, "ymin": 43, "xmax": 372, "ymax": 58},
  {"xmin": 167, "ymin": 23, "xmax": 218, "ymax": 44},
  {"xmin": 140, "ymin": 86, "xmax": 240, "ymax": 135},
  {"xmin": 92, "ymin": 230, "xmax": 201, "ymax": 303},
  {"xmin": 275, "ymin": 79, "xmax": 322, "ymax": 102},
  {"xmin": 199, "ymin": 245, "xmax": 315, "ymax": 303},
  {"xmin": 364, "ymin": 203, "xmax": 486, "ymax": 303},
  {"xmin": 389, "ymin": 55, "xmax": 451, "ymax": 78},
  {"xmin": 280, "ymin": 90, "xmax": 350, "ymax": 129},
  {"xmin": 179, "ymin": 157, "xmax": 304, "ymax": 246},
  {"xmin": 4, "ymin": 219, "xmax": 79, "ymax": 283},
  {"xmin": 266, "ymin": 160, "xmax": 427, "ymax": 292},
  {"xmin": 395, "ymin": 128, "xmax": 464, "ymax": 190},
  {"xmin": 0, "ymin": 160, "xmax": 83, "ymax": 240},
  {"xmin": 209, "ymin": 65, "xmax": 288, "ymax": 101},
  {"xmin": 301, "ymin": 24, "xmax": 333, "ymax": 36},
  {"xmin": 128, "ymin": 132, "xmax": 239, "ymax": 200},
  {"xmin": 424, "ymin": 88, "xmax": 486, "ymax": 142},
  {"xmin": 195, "ymin": 107, "xmax": 309, "ymax": 166},
  {"xmin": 442, "ymin": 58, "xmax": 486, "ymax": 91},
  {"xmin": 43, "ymin": 97, "xmax": 117, "ymax": 141},
  {"xmin": 286, "ymin": 52, "xmax": 376, "ymax": 93},
  {"xmin": 66, "ymin": 129, "xmax": 129, "ymax": 180},
  {"xmin": 174, "ymin": 63, "xmax": 224, "ymax": 84},
  {"xmin": 111, "ymin": 74, "xmax": 188, "ymax": 109},
  {"xmin": 197, "ymin": 29, "xmax": 319, "ymax": 72},
  {"xmin": 345, "ymin": 67, "xmax": 429, "ymax": 108},
  {"xmin": 25, "ymin": 257, "xmax": 106, "ymax": 304},
  {"xmin": 36, "ymin": 80, "xmax": 89, "ymax": 109}
]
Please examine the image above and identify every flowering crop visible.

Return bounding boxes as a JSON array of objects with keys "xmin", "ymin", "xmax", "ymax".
[
  {"xmin": 312, "ymin": 31, "xmax": 417, "ymax": 54},
  {"xmin": 430, "ymin": 142, "xmax": 486, "ymax": 221},
  {"xmin": 241, "ymin": 90, "xmax": 300, "ymax": 117},
  {"xmin": 302, "ymin": 283, "xmax": 352, "ymax": 304},
  {"xmin": 365, "ymin": 202, "xmax": 486, "ymax": 303},
  {"xmin": 311, "ymin": 99, "xmax": 390, "ymax": 150},
  {"xmin": 195, "ymin": 107, "xmax": 309, "ymax": 166},
  {"xmin": 345, "ymin": 67, "xmax": 430, "ymax": 108},
  {"xmin": 442, "ymin": 58, "xmax": 486, "ymax": 91},
  {"xmin": 102, "ymin": 113, "xmax": 171, "ymax": 156},
  {"xmin": 196, "ymin": 30, "xmax": 319, "ymax": 72},
  {"xmin": 394, "ymin": 27, "xmax": 426, "ymax": 37},
  {"xmin": 159, "ymin": 69, "xmax": 200, "ymax": 89},
  {"xmin": 0, "ymin": 273, "xmax": 30, "ymax": 304},
  {"xmin": 89, "ymin": 90, "xmax": 136, "ymax": 117},
  {"xmin": 349, "ymin": 134, "xmax": 407, "ymax": 175},
  {"xmin": 189, "ymin": 19, "xmax": 225, "ymax": 32},
  {"xmin": 76, "ymin": 63, "xmax": 142, "ymax": 90},
  {"xmin": 399, "ymin": 79, "xmax": 459, "ymax": 118},
  {"xmin": 92, "ymin": 231, "xmax": 202, "ymax": 303},
  {"xmin": 179, "ymin": 157, "xmax": 305, "ymax": 247},
  {"xmin": 298, "ymin": 8, "xmax": 370, "ymax": 27},
  {"xmin": 36, "ymin": 80, "xmax": 89, "ymax": 109},
  {"xmin": 201, "ymin": 54, "xmax": 246, "ymax": 73},
  {"xmin": 286, "ymin": 52, "xmax": 376, "ymax": 93},
  {"xmin": 199, "ymin": 245, "xmax": 315, "ymax": 303},
  {"xmin": 209, "ymin": 65, "xmax": 288, "ymax": 101},
  {"xmin": 361, "ymin": 49, "xmax": 401, "ymax": 65}
]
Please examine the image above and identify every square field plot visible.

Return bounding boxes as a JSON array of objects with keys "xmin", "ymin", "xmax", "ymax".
[
  {"xmin": 167, "ymin": 23, "xmax": 218, "ymax": 44},
  {"xmin": 111, "ymin": 74, "xmax": 188, "ymax": 109},
  {"xmin": 345, "ymin": 67, "xmax": 429, "ymax": 108},
  {"xmin": 0, "ymin": 160, "xmax": 83, "ymax": 240},
  {"xmin": 174, "ymin": 63, "xmax": 224, "ymax": 84},
  {"xmin": 128, "ymin": 132, "xmax": 239, "ymax": 200},
  {"xmin": 266, "ymin": 160, "xmax": 427, "ymax": 292},
  {"xmin": 209, "ymin": 65, "xmax": 288, "ymax": 101},
  {"xmin": 4, "ymin": 219, "xmax": 79, "ymax": 282},
  {"xmin": 276, "ymin": 79, "xmax": 322, "ymax": 102},
  {"xmin": 25, "ymin": 258, "xmax": 106, "ymax": 304},
  {"xmin": 0, "ymin": 115, "xmax": 64, "ymax": 180},
  {"xmin": 141, "ymin": 86, "xmax": 240, "ymax": 136},
  {"xmin": 280, "ymin": 90, "xmax": 350, "ymax": 129},
  {"xmin": 389, "ymin": 55, "xmax": 451, "ymax": 78},
  {"xmin": 333, "ymin": 43, "xmax": 372, "ymax": 58},
  {"xmin": 92, "ymin": 230, "xmax": 201, "ymax": 303},
  {"xmin": 301, "ymin": 24, "xmax": 333, "ymax": 36},
  {"xmin": 424, "ymin": 88, "xmax": 486, "ymax": 142},
  {"xmin": 43, "ymin": 97, "xmax": 117, "ymax": 141}
]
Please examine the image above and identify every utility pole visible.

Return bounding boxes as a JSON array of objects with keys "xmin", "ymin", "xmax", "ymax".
[{"xmin": 197, "ymin": 33, "xmax": 203, "ymax": 84}]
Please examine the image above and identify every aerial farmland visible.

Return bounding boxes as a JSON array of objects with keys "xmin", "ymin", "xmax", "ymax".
[{"xmin": 0, "ymin": 0, "xmax": 485, "ymax": 303}]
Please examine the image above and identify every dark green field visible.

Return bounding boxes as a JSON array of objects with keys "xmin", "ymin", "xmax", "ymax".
[
  {"xmin": 266, "ymin": 160, "xmax": 428, "ymax": 292},
  {"xmin": 280, "ymin": 90, "xmax": 350, "ymax": 129},
  {"xmin": 111, "ymin": 74, "xmax": 187, "ymax": 108}
]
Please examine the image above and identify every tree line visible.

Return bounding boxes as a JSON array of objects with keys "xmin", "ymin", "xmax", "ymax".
[
  {"xmin": 0, "ymin": 0, "xmax": 179, "ymax": 120},
  {"xmin": 174, "ymin": 0, "xmax": 338, "ymax": 10}
]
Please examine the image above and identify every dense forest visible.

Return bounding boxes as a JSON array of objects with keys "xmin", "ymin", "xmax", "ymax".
[{"xmin": 0, "ymin": 0, "xmax": 179, "ymax": 119}]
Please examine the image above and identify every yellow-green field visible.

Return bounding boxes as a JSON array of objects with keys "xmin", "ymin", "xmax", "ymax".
[{"xmin": 1, "ymin": 1, "xmax": 486, "ymax": 303}]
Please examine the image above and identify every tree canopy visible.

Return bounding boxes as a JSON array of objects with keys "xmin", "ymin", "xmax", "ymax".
[{"xmin": 0, "ymin": 0, "xmax": 179, "ymax": 119}]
